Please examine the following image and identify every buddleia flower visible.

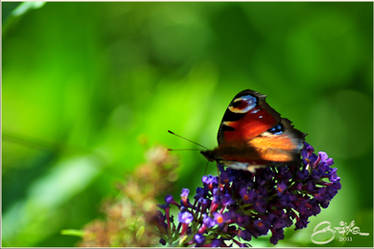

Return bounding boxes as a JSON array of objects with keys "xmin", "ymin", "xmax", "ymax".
[{"xmin": 156, "ymin": 142, "xmax": 341, "ymax": 247}]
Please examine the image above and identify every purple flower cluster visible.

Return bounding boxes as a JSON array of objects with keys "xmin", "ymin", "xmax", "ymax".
[{"xmin": 155, "ymin": 143, "xmax": 341, "ymax": 247}]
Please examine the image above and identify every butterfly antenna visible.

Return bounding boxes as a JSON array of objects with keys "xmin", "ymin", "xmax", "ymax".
[
  {"xmin": 167, "ymin": 130, "xmax": 208, "ymax": 150},
  {"xmin": 168, "ymin": 148, "xmax": 201, "ymax": 152}
]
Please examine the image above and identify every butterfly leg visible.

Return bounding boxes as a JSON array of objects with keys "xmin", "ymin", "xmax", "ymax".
[{"xmin": 216, "ymin": 165, "xmax": 222, "ymax": 187}]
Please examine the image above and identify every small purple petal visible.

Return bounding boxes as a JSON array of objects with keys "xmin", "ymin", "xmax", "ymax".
[
  {"xmin": 194, "ymin": 233, "xmax": 205, "ymax": 245},
  {"xmin": 165, "ymin": 194, "xmax": 174, "ymax": 204},
  {"xmin": 178, "ymin": 211, "xmax": 193, "ymax": 224}
]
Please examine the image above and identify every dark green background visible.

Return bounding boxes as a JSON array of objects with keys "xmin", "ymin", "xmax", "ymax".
[{"xmin": 2, "ymin": 2, "xmax": 373, "ymax": 247}]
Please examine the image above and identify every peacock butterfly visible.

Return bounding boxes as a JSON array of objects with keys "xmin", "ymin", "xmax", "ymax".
[{"xmin": 200, "ymin": 89, "xmax": 305, "ymax": 172}]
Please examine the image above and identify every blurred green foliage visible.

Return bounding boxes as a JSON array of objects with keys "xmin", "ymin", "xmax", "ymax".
[{"xmin": 2, "ymin": 2, "xmax": 373, "ymax": 247}]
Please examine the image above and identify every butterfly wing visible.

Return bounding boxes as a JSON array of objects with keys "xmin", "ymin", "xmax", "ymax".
[
  {"xmin": 245, "ymin": 118, "xmax": 305, "ymax": 162},
  {"xmin": 215, "ymin": 89, "xmax": 305, "ymax": 165},
  {"xmin": 217, "ymin": 89, "xmax": 281, "ymax": 146}
]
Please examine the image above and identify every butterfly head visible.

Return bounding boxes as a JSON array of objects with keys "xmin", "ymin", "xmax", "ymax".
[{"xmin": 200, "ymin": 150, "xmax": 217, "ymax": 162}]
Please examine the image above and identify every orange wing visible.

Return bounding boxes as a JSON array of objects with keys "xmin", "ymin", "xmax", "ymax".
[{"xmin": 246, "ymin": 119, "xmax": 304, "ymax": 162}]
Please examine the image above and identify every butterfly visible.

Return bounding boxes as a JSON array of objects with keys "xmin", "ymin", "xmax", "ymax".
[{"xmin": 199, "ymin": 89, "xmax": 305, "ymax": 172}]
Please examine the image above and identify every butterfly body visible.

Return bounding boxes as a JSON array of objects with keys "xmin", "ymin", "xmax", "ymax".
[{"xmin": 201, "ymin": 89, "xmax": 305, "ymax": 172}]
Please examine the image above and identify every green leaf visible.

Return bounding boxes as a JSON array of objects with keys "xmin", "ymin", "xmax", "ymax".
[
  {"xmin": 11, "ymin": 2, "xmax": 46, "ymax": 17},
  {"xmin": 135, "ymin": 226, "xmax": 145, "ymax": 240},
  {"xmin": 61, "ymin": 229, "xmax": 84, "ymax": 237},
  {"xmin": 3, "ymin": 1, "xmax": 46, "ymax": 34}
]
